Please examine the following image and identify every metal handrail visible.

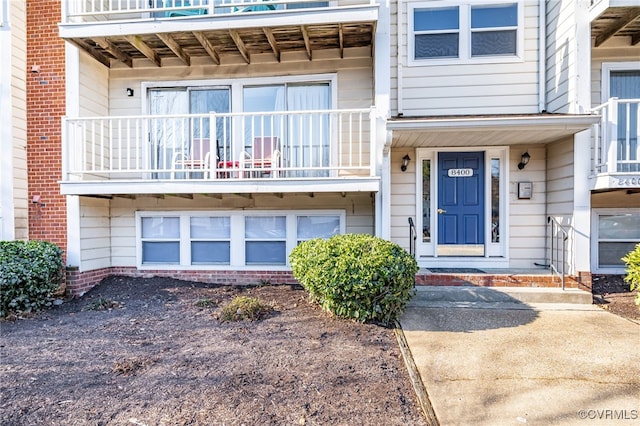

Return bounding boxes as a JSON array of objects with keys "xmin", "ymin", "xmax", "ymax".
[
  {"xmin": 408, "ymin": 217, "xmax": 417, "ymax": 257},
  {"xmin": 547, "ymin": 216, "xmax": 569, "ymax": 290}
]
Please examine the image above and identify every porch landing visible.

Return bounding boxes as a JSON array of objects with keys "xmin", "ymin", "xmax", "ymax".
[{"xmin": 415, "ymin": 268, "xmax": 592, "ymax": 293}]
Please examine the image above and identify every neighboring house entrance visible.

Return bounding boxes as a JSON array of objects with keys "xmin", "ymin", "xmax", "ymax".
[
  {"xmin": 437, "ymin": 151, "xmax": 485, "ymax": 256},
  {"xmin": 416, "ymin": 148, "xmax": 506, "ymax": 265}
]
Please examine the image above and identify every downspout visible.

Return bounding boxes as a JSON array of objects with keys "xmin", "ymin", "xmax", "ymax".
[
  {"xmin": 538, "ymin": 0, "xmax": 546, "ymax": 112},
  {"xmin": 397, "ymin": 0, "xmax": 404, "ymax": 115}
]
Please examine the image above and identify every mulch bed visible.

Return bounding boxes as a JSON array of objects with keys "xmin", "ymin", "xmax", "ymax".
[
  {"xmin": 592, "ymin": 274, "xmax": 640, "ymax": 323},
  {"xmin": 0, "ymin": 276, "xmax": 426, "ymax": 426}
]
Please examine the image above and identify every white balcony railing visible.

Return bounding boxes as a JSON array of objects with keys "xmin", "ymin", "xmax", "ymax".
[
  {"xmin": 61, "ymin": 0, "xmax": 361, "ymax": 24},
  {"xmin": 62, "ymin": 108, "xmax": 375, "ymax": 183},
  {"xmin": 592, "ymin": 98, "xmax": 640, "ymax": 187}
]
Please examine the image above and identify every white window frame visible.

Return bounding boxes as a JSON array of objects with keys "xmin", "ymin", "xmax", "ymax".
[
  {"xmin": 414, "ymin": 147, "xmax": 509, "ymax": 268},
  {"xmin": 408, "ymin": 0, "xmax": 524, "ymax": 67},
  {"xmin": 591, "ymin": 208, "xmax": 640, "ymax": 274},
  {"xmin": 141, "ymin": 73, "xmax": 339, "ymax": 115},
  {"xmin": 601, "ymin": 61, "xmax": 640, "ymax": 103},
  {"xmin": 135, "ymin": 210, "xmax": 346, "ymax": 270}
]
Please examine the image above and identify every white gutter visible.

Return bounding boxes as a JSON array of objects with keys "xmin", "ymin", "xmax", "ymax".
[
  {"xmin": 397, "ymin": 0, "xmax": 403, "ymax": 115},
  {"xmin": 538, "ymin": 0, "xmax": 546, "ymax": 112}
]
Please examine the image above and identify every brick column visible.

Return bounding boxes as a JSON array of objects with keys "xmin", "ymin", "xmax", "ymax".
[{"xmin": 26, "ymin": 1, "xmax": 67, "ymax": 255}]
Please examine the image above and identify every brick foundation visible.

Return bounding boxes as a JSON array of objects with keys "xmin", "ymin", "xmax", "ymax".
[
  {"xmin": 65, "ymin": 267, "xmax": 299, "ymax": 297},
  {"xmin": 66, "ymin": 267, "xmax": 593, "ymax": 297},
  {"xmin": 415, "ymin": 271, "xmax": 592, "ymax": 291}
]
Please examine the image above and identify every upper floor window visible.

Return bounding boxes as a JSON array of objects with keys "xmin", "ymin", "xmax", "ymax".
[{"xmin": 410, "ymin": 1, "xmax": 522, "ymax": 65}]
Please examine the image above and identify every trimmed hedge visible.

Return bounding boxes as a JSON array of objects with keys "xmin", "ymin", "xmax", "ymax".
[
  {"xmin": 0, "ymin": 240, "xmax": 64, "ymax": 317},
  {"xmin": 622, "ymin": 243, "xmax": 640, "ymax": 307},
  {"xmin": 289, "ymin": 234, "xmax": 418, "ymax": 325}
]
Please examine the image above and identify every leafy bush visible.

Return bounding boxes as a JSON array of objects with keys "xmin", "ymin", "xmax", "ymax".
[
  {"xmin": 622, "ymin": 243, "xmax": 640, "ymax": 307},
  {"xmin": 0, "ymin": 240, "xmax": 64, "ymax": 317},
  {"xmin": 289, "ymin": 234, "xmax": 418, "ymax": 325}
]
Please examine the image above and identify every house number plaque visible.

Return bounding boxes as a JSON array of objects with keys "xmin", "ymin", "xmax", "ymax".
[{"xmin": 447, "ymin": 168, "xmax": 473, "ymax": 177}]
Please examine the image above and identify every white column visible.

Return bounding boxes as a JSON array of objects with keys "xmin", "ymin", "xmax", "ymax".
[
  {"xmin": 65, "ymin": 43, "xmax": 82, "ymax": 267},
  {"xmin": 374, "ymin": 0, "xmax": 391, "ymax": 238},
  {"xmin": 0, "ymin": 8, "xmax": 14, "ymax": 240}
]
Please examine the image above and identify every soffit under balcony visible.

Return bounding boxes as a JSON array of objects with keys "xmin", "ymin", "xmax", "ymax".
[
  {"xmin": 388, "ymin": 114, "xmax": 600, "ymax": 148},
  {"xmin": 590, "ymin": 4, "xmax": 640, "ymax": 47},
  {"xmin": 59, "ymin": 7, "xmax": 377, "ymax": 68}
]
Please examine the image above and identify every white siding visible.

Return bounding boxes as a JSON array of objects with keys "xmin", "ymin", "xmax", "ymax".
[
  {"xmin": 545, "ymin": 0, "xmax": 590, "ymax": 113},
  {"xmin": 107, "ymin": 54, "xmax": 374, "ymax": 116},
  {"xmin": 546, "ymin": 136, "xmax": 573, "ymax": 218},
  {"xmin": 80, "ymin": 52, "xmax": 109, "ymax": 117},
  {"xmin": 80, "ymin": 197, "xmax": 111, "ymax": 270},
  {"xmin": 0, "ymin": 0, "xmax": 27, "ymax": 240},
  {"xmin": 389, "ymin": 150, "xmax": 416, "ymax": 252},
  {"xmin": 393, "ymin": 0, "xmax": 541, "ymax": 116},
  {"xmin": 508, "ymin": 145, "xmax": 547, "ymax": 267},
  {"xmin": 108, "ymin": 193, "xmax": 374, "ymax": 267}
]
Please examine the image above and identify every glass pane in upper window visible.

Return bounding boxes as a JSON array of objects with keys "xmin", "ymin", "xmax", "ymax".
[
  {"xmin": 245, "ymin": 216, "xmax": 286, "ymax": 239},
  {"xmin": 471, "ymin": 4, "xmax": 517, "ymax": 28},
  {"xmin": 141, "ymin": 217, "xmax": 180, "ymax": 239},
  {"xmin": 415, "ymin": 34, "xmax": 459, "ymax": 58},
  {"xmin": 297, "ymin": 216, "xmax": 340, "ymax": 239},
  {"xmin": 599, "ymin": 214, "xmax": 640, "ymax": 239},
  {"xmin": 246, "ymin": 241, "xmax": 286, "ymax": 265},
  {"xmin": 190, "ymin": 217, "xmax": 230, "ymax": 239},
  {"xmin": 472, "ymin": 30, "xmax": 516, "ymax": 56},
  {"xmin": 414, "ymin": 7, "xmax": 459, "ymax": 31}
]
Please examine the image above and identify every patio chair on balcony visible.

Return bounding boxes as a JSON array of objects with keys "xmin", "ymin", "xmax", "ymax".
[
  {"xmin": 234, "ymin": 0, "xmax": 276, "ymax": 12},
  {"xmin": 164, "ymin": 0, "xmax": 207, "ymax": 17},
  {"xmin": 171, "ymin": 138, "xmax": 213, "ymax": 179},
  {"xmin": 241, "ymin": 136, "xmax": 281, "ymax": 177}
]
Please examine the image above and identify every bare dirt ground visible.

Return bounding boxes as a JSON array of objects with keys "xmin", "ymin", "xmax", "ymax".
[
  {"xmin": 0, "ymin": 276, "xmax": 426, "ymax": 426},
  {"xmin": 592, "ymin": 274, "xmax": 640, "ymax": 323}
]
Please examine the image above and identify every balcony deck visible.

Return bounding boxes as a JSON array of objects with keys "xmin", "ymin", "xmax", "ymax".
[
  {"xmin": 591, "ymin": 98, "xmax": 640, "ymax": 191},
  {"xmin": 59, "ymin": 0, "xmax": 378, "ymax": 68},
  {"xmin": 60, "ymin": 108, "xmax": 380, "ymax": 196}
]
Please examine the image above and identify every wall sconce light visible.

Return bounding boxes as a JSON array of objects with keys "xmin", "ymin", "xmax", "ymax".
[
  {"xmin": 126, "ymin": 88, "xmax": 134, "ymax": 97},
  {"xmin": 401, "ymin": 154, "xmax": 411, "ymax": 172},
  {"xmin": 517, "ymin": 151, "xmax": 531, "ymax": 170}
]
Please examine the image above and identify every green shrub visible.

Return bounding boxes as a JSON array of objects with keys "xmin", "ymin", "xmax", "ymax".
[
  {"xmin": 218, "ymin": 296, "xmax": 273, "ymax": 322},
  {"xmin": 289, "ymin": 234, "xmax": 418, "ymax": 325},
  {"xmin": 0, "ymin": 240, "xmax": 64, "ymax": 317},
  {"xmin": 622, "ymin": 243, "xmax": 640, "ymax": 307}
]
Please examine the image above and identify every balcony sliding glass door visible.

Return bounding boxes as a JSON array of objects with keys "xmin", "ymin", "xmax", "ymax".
[
  {"xmin": 149, "ymin": 87, "xmax": 230, "ymax": 178},
  {"xmin": 611, "ymin": 70, "xmax": 639, "ymax": 173}
]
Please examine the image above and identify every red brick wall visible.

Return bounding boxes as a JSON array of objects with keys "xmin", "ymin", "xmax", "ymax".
[{"xmin": 26, "ymin": 0, "xmax": 67, "ymax": 254}]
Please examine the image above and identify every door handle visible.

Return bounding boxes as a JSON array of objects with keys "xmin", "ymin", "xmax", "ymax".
[{"xmin": 437, "ymin": 208, "xmax": 447, "ymax": 214}]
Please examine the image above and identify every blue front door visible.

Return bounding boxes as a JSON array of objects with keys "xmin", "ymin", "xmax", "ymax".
[{"xmin": 438, "ymin": 152, "xmax": 485, "ymax": 256}]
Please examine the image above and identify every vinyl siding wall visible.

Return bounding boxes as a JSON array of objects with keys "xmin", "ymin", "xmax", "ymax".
[
  {"xmin": 78, "ymin": 52, "xmax": 110, "ymax": 270},
  {"xmin": 108, "ymin": 193, "xmax": 374, "ymax": 268},
  {"xmin": 0, "ymin": 1, "xmax": 27, "ymax": 240},
  {"xmin": 392, "ymin": 0, "xmax": 541, "ymax": 117},
  {"xmin": 10, "ymin": 0, "xmax": 27, "ymax": 240}
]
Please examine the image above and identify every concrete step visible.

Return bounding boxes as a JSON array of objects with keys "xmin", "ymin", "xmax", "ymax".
[{"xmin": 410, "ymin": 285, "xmax": 593, "ymax": 308}]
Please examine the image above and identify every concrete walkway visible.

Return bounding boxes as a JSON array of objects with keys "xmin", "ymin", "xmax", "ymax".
[{"xmin": 399, "ymin": 287, "xmax": 640, "ymax": 426}]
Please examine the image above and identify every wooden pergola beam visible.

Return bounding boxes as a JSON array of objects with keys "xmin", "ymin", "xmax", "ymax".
[
  {"xmin": 263, "ymin": 28, "xmax": 280, "ymax": 62},
  {"xmin": 338, "ymin": 23, "xmax": 344, "ymax": 58},
  {"xmin": 125, "ymin": 35, "xmax": 161, "ymax": 67},
  {"xmin": 193, "ymin": 31, "xmax": 220, "ymax": 65},
  {"xmin": 300, "ymin": 25, "xmax": 311, "ymax": 60},
  {"xmin": 93, "ymin": 37, "xmax": 133, "ymax": 68},
  {"xmin": 595, "ymin": 8, "xmax": 640, "ymax": 47},
  {"xmin": 229, "ymin": 29, "xmax": 250, "ymax": 64},
  {"xmin": 631, "ymin": 30, "xmax": 640, "ymax": 45},
  {"xmin": 156, "ymin": 33, "xmax": 191, "ymax": 66}
]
